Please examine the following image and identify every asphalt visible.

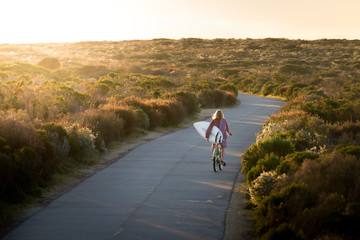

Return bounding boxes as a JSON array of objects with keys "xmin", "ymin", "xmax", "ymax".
[{"xmin": 2, "ymin": 93, "xmax": 284, "ymax": 240}]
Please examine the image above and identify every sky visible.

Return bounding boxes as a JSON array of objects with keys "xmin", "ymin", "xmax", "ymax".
[{"xmin": 0, "ymin": 0, "xmax": 359, "ymax": 44}]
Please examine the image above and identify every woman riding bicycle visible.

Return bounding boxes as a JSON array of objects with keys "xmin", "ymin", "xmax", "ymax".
[{"xmin": 205, "ymin": 109, "xmax": 232, "ymax": 165}]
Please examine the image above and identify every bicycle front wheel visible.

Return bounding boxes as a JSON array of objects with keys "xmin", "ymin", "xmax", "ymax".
[
  {"xmin": 212, "ymin": 156, "xmax": 217, "ymax": 172},
  {"xmin": 218, "ymin": 158, "xmax": 222, "ymax": 171}
]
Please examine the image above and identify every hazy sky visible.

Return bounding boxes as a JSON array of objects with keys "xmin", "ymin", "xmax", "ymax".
[{"xmin": 1, "ymin": 0, "xmax": 359, "ymax": 43}]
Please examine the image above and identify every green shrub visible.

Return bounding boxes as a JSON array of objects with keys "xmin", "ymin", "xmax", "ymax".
[
  {"xmin": 261, "ymin": 82, "xmax": 278, "ymax": 96},
  {"xmin": 134, "ymin": 107, "xmax": 150, "ymax": 129},
  {"xmin": 254, "ymin": 183, "xmax": 313, "ymax": 238},
  {"xmin": 247, "ymin": 153, "xmax": 281, "ymax": 183},
  {"xmin": 218, "ymin": 83, "xmax": 238, "ymax": 96},
  {"xmin": 276, "ymin": 152, "xmax": 318, "ymax": 174},
  {"xmin": 284, "ymin": 83, "xmax": 309, "ymax": 99},
  {"xmin": 135, "ymin": 75, "xmax": 176, "ymax": 89},
  {"xmin": 337, "ymin": 145, "xmax": 360, "ymax": 159},
  {"xmin": 217, "ymin": 69, "xmax": 240, "ymax": 78},
  {"xmin": 237, "ymin": 78, "xmax": 254, "ymax": 92},
  {"xmin": 278, "ymin": 64, "xmax": 312, "ymax": 75},
  {"xmin": 241, "ymin": 137, "xmax": 294, "ymax": 181}
]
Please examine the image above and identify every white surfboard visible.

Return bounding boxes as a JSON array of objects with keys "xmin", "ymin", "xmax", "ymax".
[{"xmin": 193, "ymin": 121, "xmax": 223, "ymax": 144}]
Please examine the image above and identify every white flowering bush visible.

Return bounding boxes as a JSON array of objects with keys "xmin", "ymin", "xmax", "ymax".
[
  {"xmin": 256, "ymin": 116, "xmax": 328, "ymax": 151},
  {"xmin": 249, "ymin": 171, "xmax": 284, "ymax": 205},
  {"xmin": 256, "ymin": 121, "xmax": 284, "ymax": 143},
  {"xmin": 65, "ymin": 124, "xmax": 98, "ymax": 157}
]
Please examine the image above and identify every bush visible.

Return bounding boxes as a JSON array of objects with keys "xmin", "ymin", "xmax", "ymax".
[
  {"xmin": 330, "ymin": 121, "xmax": 360, "ymax": 145},
  {"xmin": 134, "ymin": 107, "xmax": 150, "ymax": 129},
  {"xmin": 38, "ymin": 58, "xmax": 61, "ymax": 70},
  {"xmin": 64, "ymin": 108, "xmax": 122, "ymax": 146},
  {"xmin": 250, "ymin": 171, "xmax": 283, "ymax": 206},
  {"xmin": 278, "ymin": 64, "xmax": 312, "ymax": 75},
  {"xmin": 0, "ymin": 128, "xmax": 57, "ymax": 208},
  {"xmin": 197, "ymin": 89, "xmax": 215, "ymax": 108},
  {"xmin": 254, "ymin": 183, "xmax": 313, "ymax": 238},
  {"xmin": 65, "ymin": 124, "xmax": 99, "ymax": 160},
  {"xmin": 247, "ymin": 153, "xmax": 281, "ymax": 183},
  {"xmin": 197, "ymin": 89, "xmax": 237, "ymax": 108},
  {"xmin": 121, "ymin": 97, "xmax": 164, "ymax": 129},
  {"xmin": 44, "ymin": 123, "xmax": 70, "ymax": 158},
  {"xmin": 164, "ymin": 91, "xmax": 200, "ymax": 116},
  {"xmin": 217, "ymin": 68, "xmax": 240, "ymax": 78},
  {"xmin": 241, "ymin": 137, "xmax": 294, "ymax": 182},
  {"xmin": 157, "ymin": 100, "xmax": 186, "ymax": 126},
  {"xmin": 0, "ymin": 111, "xmax": 37, "ymax": 150},
  {"xmin": 276, "ymin": 151, "xmax": 318, "ymax": 174},
  {"xmin": 337, "ymin": 145, "xmax": 360, "ymax": 159},
  {"xmin": 293, "ymin": 152, "xmax": 360, "ymax": 201},
  {"xmin": 260, "ymin": 152, "xmax": 360, "ymax": 239},
  {"xmin": 261, "ymin": 82, "xmax": 278, "ymax": 96},
  {"xmin": 258, "ymin": 114, "xmax": 328, "ymax": 151},
  {"xmin": 225, "ymin": 91, "xmax": 238, "ymax": 106},
  {"xmin": 104, "ymin": 105, "xmax": 139, "ymax": 136},
  {"xmin": 218, "ymin": 83, "xmax": 238, "ymax": 96}
]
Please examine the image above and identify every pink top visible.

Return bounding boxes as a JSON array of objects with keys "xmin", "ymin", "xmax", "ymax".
[{"xmin": 205, "ymin": 119, "xmax": 230, "ymax": 147}]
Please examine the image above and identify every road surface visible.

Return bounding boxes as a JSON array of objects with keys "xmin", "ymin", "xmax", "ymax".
[{"xmin": 3, "ymin": 93, "xmax": 284, "ymax": 240}]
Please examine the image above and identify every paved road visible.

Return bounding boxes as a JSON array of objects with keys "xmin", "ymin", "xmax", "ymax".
[{"xmin": 3, "ymin": 94, "xmax": 284, "ymax": 240}]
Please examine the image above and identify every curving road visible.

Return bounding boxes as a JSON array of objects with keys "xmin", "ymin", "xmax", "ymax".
[{"xmin": 3, "ymin": 94, "xmax": 284, "ymax": 240}]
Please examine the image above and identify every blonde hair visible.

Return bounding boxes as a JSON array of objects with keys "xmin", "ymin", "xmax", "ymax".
[{"xmin": 212, "ymin": 109, "xmax": 224, "ymax": 120}]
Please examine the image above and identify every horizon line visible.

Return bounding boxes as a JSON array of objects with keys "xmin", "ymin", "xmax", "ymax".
[{"xmin": 1, "ymin": 36, "xmax": 360, "ymax": 45}]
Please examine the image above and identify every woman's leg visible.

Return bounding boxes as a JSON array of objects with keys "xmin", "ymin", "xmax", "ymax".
[{"xmin": 211, "ymin": 143, "xmax": 215, "ymax": 154}]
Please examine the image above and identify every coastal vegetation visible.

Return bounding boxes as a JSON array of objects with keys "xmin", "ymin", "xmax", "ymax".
[{"xmin": 1, "ymin": 38, "xmax": 360, "ymax": 239}]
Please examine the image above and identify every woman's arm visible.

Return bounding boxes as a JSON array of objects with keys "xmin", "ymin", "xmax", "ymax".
[
  {"xmin": 205, "ymin": 120, "xmax": 215, "ymax": 140},
  {"xmin": 225, "ymin": 120, "xmax": 232, "ymax": 136}
]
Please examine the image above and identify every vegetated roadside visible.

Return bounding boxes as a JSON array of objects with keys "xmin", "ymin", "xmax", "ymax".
[
  {"xmin": 0, "ymin": 107, "xmax": 227, "ymax": 238},
  {"xmin": 0, "ymin": 40, "xmax": 240, "ymax": 232},
  {"xmin": 239, "ymin": 95, "xmax": 360, "ymax": 239},
  {"xmin": 2, "ymin": 38, "xmax": 360, "ymax": 239}
]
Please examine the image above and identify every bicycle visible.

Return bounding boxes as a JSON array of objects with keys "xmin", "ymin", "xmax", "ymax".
[{"xmin": 212, "ymin": 143, "xmax": 223, "ymax": 172}]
